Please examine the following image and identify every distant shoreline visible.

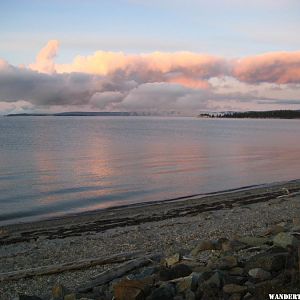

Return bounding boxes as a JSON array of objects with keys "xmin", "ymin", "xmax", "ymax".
[
  {"xmin": 6, "ymin": 110, "xmax": 300, "ymax": 119},
  {"xmin": 6, "ymin": 112, "xmax": 150, "ymax": 117},
  {"xmin": 198, "ymin": 109, "xmax": 300, "ymax": 119}
]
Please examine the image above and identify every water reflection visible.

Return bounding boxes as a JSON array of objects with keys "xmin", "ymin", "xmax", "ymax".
[{"xmin": 0, "ymin": 117, "xmax": 299, "ymax": 224}]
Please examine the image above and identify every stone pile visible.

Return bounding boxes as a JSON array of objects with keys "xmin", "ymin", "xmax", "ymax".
[{"xmin": 14, "ymin": 219, "xmax": 300, "ymax": 300}]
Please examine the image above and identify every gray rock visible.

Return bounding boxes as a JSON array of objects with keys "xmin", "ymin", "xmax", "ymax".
[
  {"xmin": 208, "ymin": 255, "xmax": 238, "ymax": 270},
  {"xmin": 176, "ymin": 275, "xmax": 193, "ymax": 293},
  {"xmin": 248, "ymin": 268, "xmax": 271, "ymax": 281},
  {"xmin": 264, "ymin": 225, "xmax": 285, "ymax": 236},
  {"xmin": 130, "ymin": 266, "xmax": 157, "ymax": 280},
  {"xmin": 245, "ymin": 252, "xmax": 287, "ymax": 272},
  {"xmin": 163, "ymin": 253, "xmax": 181, "ymax": 267},
  {"xmin": 273, "ymin": 232, "xmax": 299, "ymax": 248},
  {"xmin": 191, "ymin": 240, "xmax": 218, "ymax": 256}
]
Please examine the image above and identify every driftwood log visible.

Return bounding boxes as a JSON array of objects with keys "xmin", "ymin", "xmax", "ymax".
[
  {"xmin": 77, "ymin": 253, "xmax": 160, "ymax": 293},
  {"xmin": 0, "ymin": 251, "xmax": 143, "ymax": 282}
]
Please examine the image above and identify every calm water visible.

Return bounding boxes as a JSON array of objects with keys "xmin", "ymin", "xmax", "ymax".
[{"xmin": 0, "ymin": 116, "xmax": 299, "ymax": 225}]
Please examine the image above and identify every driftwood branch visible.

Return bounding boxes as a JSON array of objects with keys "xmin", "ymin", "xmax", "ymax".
[
  {"xmin": 0, "ymin": 251, "xmax": 143, "ymax": 282},
  {"xmin": 77, "ymin": 253, "xmax": 160, "ymax": 293}
]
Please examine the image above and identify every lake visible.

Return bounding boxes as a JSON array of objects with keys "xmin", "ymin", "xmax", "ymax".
[{"xmin": 0, "ymin": 116, "xmax": 299, "ymax": 225}]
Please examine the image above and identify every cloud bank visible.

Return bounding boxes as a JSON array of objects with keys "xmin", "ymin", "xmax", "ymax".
[{"xmin": 0, "ymin": 40, "xmax": 300, "ymax": 114}]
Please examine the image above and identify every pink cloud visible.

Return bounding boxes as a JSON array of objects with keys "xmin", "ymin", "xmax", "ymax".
[
  {"xmin": 234, "ymin": 51, "xmax": 300, "ymax": 84},
  {"xmin": 29, "ymin": 40, "xmax": 59, "ymax": 74},
  {"xmin": 1, "ymin": 40, "xmax": 300, "ymax": 113},
  {"xmin": 55, "ymin": 50, "xmax": 228, "ymax": 89}
]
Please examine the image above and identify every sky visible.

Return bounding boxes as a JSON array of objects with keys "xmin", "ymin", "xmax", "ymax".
[{"xmin": 0, "ymin": 0, "xmax": 300, "ymax": 115}]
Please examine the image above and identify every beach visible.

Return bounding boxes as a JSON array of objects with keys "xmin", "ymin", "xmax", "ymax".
[{"xmin": 1, "ymin": 179, "xmax": 300, "ymax": 299}]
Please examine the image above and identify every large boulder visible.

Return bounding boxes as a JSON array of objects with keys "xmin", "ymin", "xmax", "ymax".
[
  {"xmin": 245, "ymin": 252, "xmax": 287, "ymax": 272},
  {"xmin": 273, "ymin": 232, "xmax": 299, "ymax": 248},
  {"xmin": 248, "ymin": 268, "xmax": 271, "ymax": 281}
]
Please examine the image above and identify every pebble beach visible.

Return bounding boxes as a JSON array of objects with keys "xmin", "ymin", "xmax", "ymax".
[{"xmin": 1, "ymin": 179, "xmax": 300, "ymax": 299}]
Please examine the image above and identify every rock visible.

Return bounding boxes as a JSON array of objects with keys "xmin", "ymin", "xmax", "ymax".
[
  {"xmin": 237, "ymin": 237, "xmax": 269, "ymax": 247},
  {"xmin": 172, "ymin": 272, "xmax": 200, "ymax": 293},
  {"xmin": 205, "ymin": 272, "xmax": 222, "ymax": 288},
  {"xmin": 223, "ymin": 284, "xmax": 248, "ymax": 294},
  {"xmin": 245, "ymin": 252, "xmax": 287, "ymax": 272},
  {"xmin": 114, "ymin": 279, "xmax": 150, "ymax": 300},
  {"xmin": 192, "ymin": 265, "xmax": 212, "ymax": 273},
  {"xmin": 133, "ymin": 267, "xmax": 158, "ymax": 280},
  {"xmin": 159, "ymin": 264, "xmax": 192, "ymax": 281},
  {"xmin": 162, "ymin": 253, "xmax": 181, "ymax": 267},
  {"xmin": 52, "ymin": 283, "xmax": 68, "ymax": 300},
  {"xmin": 208, "ymin": 255, "xmax": 238, "ymax": 270},
  {"xmin": 264, "ymin": 225, "xmax": 285, "ymax": 236},
  {"xmin": 191, "ymin": 272, "xmax": 201, "ymax": 291},
  {"xmin": 229, "ymin": 267, "xmax": 244, "ymax": 276},
  {"xmin": 191, "ymin": 240, "xmax": 220, "ymax": 256},
  {"xmin": 64, "ymin": 294, "xmax": 77, "ymax": 300},
  {"xmin": 273, "ymin": 232, "xmax": 299, "ymax": 248},
  {"xmin": 147, "ymin": 283, "xmax": 175, "ymax": 300},
  {"xmin": 176, "ymin": 275, "xmax": 193, "ymax": 293},
  {"xmin": 222, "ymin": 240, "xmax": 247, "ymax": 252},
  {"xmin": 248, "ymin": 268, "xmax": 271, "ymax": 281}
]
